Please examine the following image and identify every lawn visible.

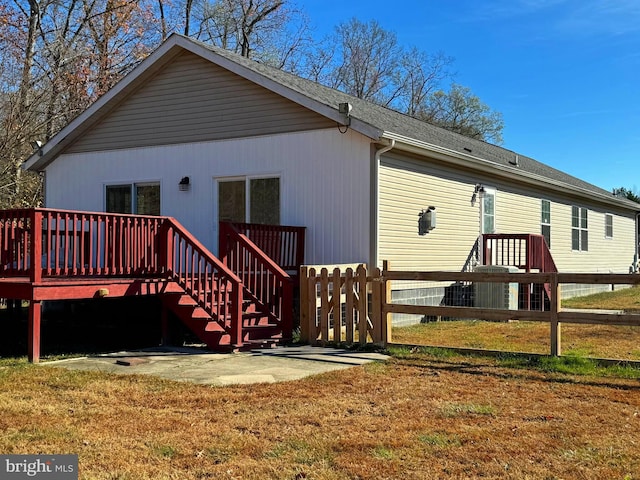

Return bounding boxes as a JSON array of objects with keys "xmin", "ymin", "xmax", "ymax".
[
  {"xmin": 1, "ymin": 351, "xmax": 639, "ymax": 479},
  {"xmin": 2, "ymin": 288, "xmax": 640, "ymax": 478},
  {"xmin": 392, "ymin": 286, "xmax": 640, "ymax": 360}
]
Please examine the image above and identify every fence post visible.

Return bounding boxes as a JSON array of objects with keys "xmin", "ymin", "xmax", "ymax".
[
  {"xmin": 320, "ymin": 268, "xmax": 329, "ymax": 345},
  {"xmin": 371, "ymin": 267, "xmax": 382, "ymax": 345},
  {"xmin": 345, "ymin": 268, "xmax": 355, "ymax": 344},
  {"xmin": 299, "ymin": 266, "xmax": 309, "ymax": 342},
  {"xmin": 357, "ymin": 265, "xmax": 368, "ymax": 344},
  {"xmin": 550, "ymin": 272, "xmax": 561, "ymax": 356},
  {"xmin": 382, "ymin": 261, "xmax": 392, "ymax": 345}
]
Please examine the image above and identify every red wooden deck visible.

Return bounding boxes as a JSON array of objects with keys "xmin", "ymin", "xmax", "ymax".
[
  {"xmin": 482, "ymin": 233, "xmax": 557, "ymax": 309},
  {"xmin": 0, "ymin": 209, "xmax": 305, "ymax": 363}
]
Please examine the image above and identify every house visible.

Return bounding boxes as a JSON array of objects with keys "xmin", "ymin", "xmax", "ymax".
[{"xmin": 22, "ymin": 34, "xmax": 640, "ymax": 323}]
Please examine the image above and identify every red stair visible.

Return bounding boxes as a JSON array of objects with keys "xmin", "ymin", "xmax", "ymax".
[{"xmin": 159, "ymin": 218, "xmax": 291, "ymax": 350}]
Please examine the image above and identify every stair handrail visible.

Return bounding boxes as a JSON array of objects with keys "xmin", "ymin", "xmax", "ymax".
[
  {"xmin": 161, "ymin": 218, "xmax": 244, "ymax": 347},
  {"xmin": 227, "ymin": 221, "xmax": 306, "ymax": 279},
  {"xmin": 219, "ymin": 221, "xmax": 293, "ymax": 341},
  {"xmin": 461, "ymin": 237, "xmax": 480, "ymax": 273}
]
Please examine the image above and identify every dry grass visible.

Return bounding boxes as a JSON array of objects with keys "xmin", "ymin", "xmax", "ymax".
[
  {"xmin": 392, "ymin": 321, "xmax": 640, "ymax": 360},
  {"xmin": 562, "ymin": 285, "xmax": 640, "ymax": 311},
  {"xmin": 1, "ymin": 353, "xmax": 640, "ymax": 479},
  {"xmin": 392, "ymin": 286, "xmax": 640, "ymax": 360}
]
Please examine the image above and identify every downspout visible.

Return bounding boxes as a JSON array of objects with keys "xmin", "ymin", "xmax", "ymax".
[{"xmin": 371, "ymin": 139, "xmax": 395, "ymax": 270}]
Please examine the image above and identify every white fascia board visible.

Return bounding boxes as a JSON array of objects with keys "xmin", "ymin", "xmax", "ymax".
[{"xmin": 381, "ymin": 132, "xmax": 640, "ymax": 212}]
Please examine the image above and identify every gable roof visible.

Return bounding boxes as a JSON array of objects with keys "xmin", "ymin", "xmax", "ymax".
[{"xmin": 23, "ymin": 34, "xmax": 638, "ymax": 211}]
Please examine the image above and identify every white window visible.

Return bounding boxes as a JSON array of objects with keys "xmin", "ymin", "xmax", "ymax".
[
  {"xmin": 605, "ymin": 214, "xmax": 613, "ymax": 239},
  {"xmin": 106, "ymin": 183, "xmax": 160, "ymax": 215},
  {"xmin": 541, "ymin": 200, "xmax": 551, "ymax": 247},
  {"xmin": 571, "ymin": 206, "xmax": 588, "ymax": 251},
  {"xmin": 480, "ymin": 187, "xmax": 496, "ymax": 234},
  {"xmin": 218, "ymin": 176, "xmax": 280, "ymax": 225}
]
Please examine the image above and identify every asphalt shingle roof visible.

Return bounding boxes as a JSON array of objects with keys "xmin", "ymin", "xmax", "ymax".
[{"xmin": 190, "ymin": 36, "xmax": 632, "ymax": 206}]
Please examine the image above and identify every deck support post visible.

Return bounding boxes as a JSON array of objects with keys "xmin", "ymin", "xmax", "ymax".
[{"xmin": 28, "ymin": 300, "xmax": 42, "ymax": 363}]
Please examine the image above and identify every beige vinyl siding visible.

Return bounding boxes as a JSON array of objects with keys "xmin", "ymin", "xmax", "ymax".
[
  {"xmin": 68, "ymin": 51, "xmax": 333, "ymax": 153},
  {"xmin": 550, "ymin": 202, "xmax": 635, "ymax": 273},
  {"xmin": 379, "ymin": 153, "xmax": 636, "ymax": 274},
  {"xmin": 379, "ymin": 155, "xmax": 480, "ymax": 271}
]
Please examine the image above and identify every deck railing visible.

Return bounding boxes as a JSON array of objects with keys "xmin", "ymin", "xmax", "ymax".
[
  {"xmin": 162, "ymin": 218, "xmax": 244, "ymax": 346},
  {"xmin": 219, "ymin": 222, "xmax": 293, "ymax": 340},
  {"xmin": 482, "ymin": 233, "xmax": 557, "ymax": 273},
  {"xmin": 482, "ymin": 233, "xmax": 557, "ymax": 309},
  {"xmin": 0, "ymin": 209, "xmax": 297, "ymax": 353},
  {"xmin": 0, "ymin": 208, "xmax": 165, "ymax": 281},
  {"xmin": 227, "ymin": 222, "xmax": 305, "ymax": 280}
]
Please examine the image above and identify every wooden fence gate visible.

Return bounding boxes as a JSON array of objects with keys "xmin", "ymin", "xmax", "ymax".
[{"xmin": 299, "ymin": 264, "xmax": 390, "ymax": 346}]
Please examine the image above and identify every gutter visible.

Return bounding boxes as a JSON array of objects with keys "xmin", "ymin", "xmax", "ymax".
[
  {"xmin": 371, "ymin": 139, "xmax": 395, "ymax": 270},
  {"xmin": 381, "ymin": 132, "xmax": 639, "ymax": 211}
]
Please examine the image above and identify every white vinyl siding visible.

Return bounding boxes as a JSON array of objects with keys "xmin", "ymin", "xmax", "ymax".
[
  {"xmin": 46, "ymin": 128, "xmax": 372, "ymax": 264},
  {"xmin": 67, "ymin": 51, "xmax": 334, "ymax": 153}
]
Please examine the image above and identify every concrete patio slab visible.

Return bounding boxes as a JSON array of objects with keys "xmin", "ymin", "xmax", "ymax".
[{"xmin": 42, "ymin": 345, "xmax": 389, "ymax": 386}]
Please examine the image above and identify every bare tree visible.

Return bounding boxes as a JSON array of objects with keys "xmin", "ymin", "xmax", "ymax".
[
  {"xmin": 420, "ymin": 84, "xmax": 504, "ymax": 144},
  {"xmin": 192, "ymin": 0, "xmax": 310, "ymax": 68},
  {"xmin": 301, "ymin": 18, "xmax": 503, "ymax": 144},
  {"xmin": 331, "ymin": 18, "xmax": 401, "ymax": 104},
  {"xmin": 0, "ymin": 0, "xmax": 164, "ymax": 207},
  {"xmin": 395, "ymin": 47, "xmax": 453, "ymax": 117}
]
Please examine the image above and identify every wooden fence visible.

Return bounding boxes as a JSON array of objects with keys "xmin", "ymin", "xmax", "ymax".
[
  {"xmin": 299, "ymin": 264, "xmax": 390, "ymax": 346},
  {"xmin": 300, "ymin": 262, "xmax": 640, "ymax": 356}
]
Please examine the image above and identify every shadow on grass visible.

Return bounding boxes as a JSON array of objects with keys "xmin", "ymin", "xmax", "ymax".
[{"xmin": 387, "ymin": 345, "xmax": 640, "ymax": 391}]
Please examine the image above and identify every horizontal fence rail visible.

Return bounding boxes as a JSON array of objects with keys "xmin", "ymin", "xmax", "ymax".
[{"xmin": 300, "ymin": 262, "xmax": 640, "ymax": 356}]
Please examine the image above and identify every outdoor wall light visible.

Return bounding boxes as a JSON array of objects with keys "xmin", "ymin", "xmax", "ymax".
[
  {"xmin": 471, "ymin": 183, "xmax": 485, "ymax": 206},
  {"xmin": 179, "ymin": 176, "xmax": 190, "ymax": 191},
  {"xmin": 418, "ymin": 206, "xmax": 436, "ymax": 235}
]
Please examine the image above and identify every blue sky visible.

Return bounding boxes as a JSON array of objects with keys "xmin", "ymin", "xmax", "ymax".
[{"xmin": 301, "ymin": 0, "xmax": 640, "ymax": 193}]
